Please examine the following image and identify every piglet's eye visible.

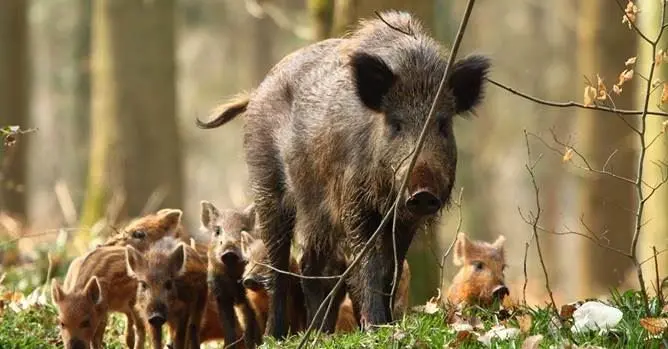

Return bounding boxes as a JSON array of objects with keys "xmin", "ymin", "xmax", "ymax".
[
  {"xmin": 472, "ymin": 261, "xmax": 484, "ymax": 271},
  {"xmin": 131, "ymin": 230, "xmax": 146, "ymax": 239},
  {"xmin": 213, "ymin": 226, "xmax": 222, "ymax": 237},
  {"xmin": 80, "ymin": 320, "xmax": 90, "ymax": 328},
  {"xmin": 165, "ymin": 280, "xmax": 173, "ymax": 290}
]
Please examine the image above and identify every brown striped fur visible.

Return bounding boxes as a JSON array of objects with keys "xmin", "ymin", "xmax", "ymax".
[
  {"xmin": 125, "ymin": 237, "xmax": 208, "ymax": 349},
  {"xmin": 51, "ymin": 246, "xmax": 145, "ymax": 349},
  {"xmin": 100, "ymin": 209, "xmax": 192, "ymax": 252}
]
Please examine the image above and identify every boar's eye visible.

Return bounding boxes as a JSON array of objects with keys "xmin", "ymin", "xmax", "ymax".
[
  {"xmin": 213, "ymin": 226, "xmax": 222, "ymax": 237},
  {"xmin": 139, "ymin": 281, "xmax": 148, "ymax": 290},
  {"xmin": 438, "ymin": 118, "xmax": 451, "ymax": 136},
  {"xmin": 164, "ymin": 280, "xmax": 173, "ymax": 290},
  {"xmin": 80, "ymin": 319, "xmax": 90, "ymax": 328},
  {"xmin": 386, "ymin": 118, "xmax": 402, "ymax": 136},
  {"xmin": 131, "ymin": 230, "xmax": 146, "ymax": 239},
  {"xmin": 472, "ymin": 261, "xmax": 484, "ymax": 271}
]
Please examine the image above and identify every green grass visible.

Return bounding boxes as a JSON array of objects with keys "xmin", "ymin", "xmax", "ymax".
[{"xmin": 0, "ymin": 288, "xmax": 666, "ymax": 348}]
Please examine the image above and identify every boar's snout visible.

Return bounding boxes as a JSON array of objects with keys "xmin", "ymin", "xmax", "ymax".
[
  {"xmin": 68, "ymin": 339, "xmax": 87, "ymax": 349},
  {"xmin": 405, "ymin": 189, "xmax": 442, "ymax": 216},
  {"xmin": 492, "ymin": 285, "xmax": 509, "ymax": 301},
  {"xmin": 220, "ymin": 249, "xmax": 243, "ymax": 267},
  {"xmin": 148, "ymin": 312, "xmax": 167, "ymax": 327}
]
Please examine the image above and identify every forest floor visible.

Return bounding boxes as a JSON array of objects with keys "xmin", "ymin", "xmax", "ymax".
[{"xmin": 1, "ymin": 282, "xmax": 666, "ymax": 349}]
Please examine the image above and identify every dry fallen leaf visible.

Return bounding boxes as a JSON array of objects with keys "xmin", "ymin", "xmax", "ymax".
[
  {"xmin": 625, "ymin": 56, "xmax": 637, "ymax": 66},
  {"xmin": 478, "ymin": 326, "xmax": 520, "ymax": 346},
  {"xmin": 639, "ymin": 317, "xmax": 668, "ymax": 335},
  {"xmin": 521, "ymin": 334, "xmax": 543, "ymax": 349},
  {"xmin": 423, "ymin": 288, "xmax": 441, "ymax": 314},
  {"xmin": 560, "ymin": 303, "xmax": 578, "ymax": 319},
  {"xmin": 518, "ymin": 314, "xmax": 533, "ymax": 334},
  {"xmin": 661, "ymin": 83, "xmax": 668, "ymax": 105},
  {"xmin": 584, "ymin": 86, "xmax": 597, "ymax": 107},
  {"xmin": 563, "ymin": 148, "xmax": 574, "ymax": 162}
]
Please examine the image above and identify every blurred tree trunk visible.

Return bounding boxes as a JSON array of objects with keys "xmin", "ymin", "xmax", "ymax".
[
  {"xmin": 576, "ymin": 0, "xmax": 637, "ymax": 297},
  {"xmin": 636, "ymin": 1, "xmax": 668, "ymax": 287},
  {"xmin": 70, "ymin": 0, "xmax": 92, "ymax": 210},
  {"xmin": 328, "ymin": 0, "xmax": 439, "ymax": 305},
  {"xmin": 309, "ymin": 0, "xmax": 334, "ymax": 41},
  {"xmin": 0, "ymin": 0, "xmax": 29, "ymax": 222},
  {"xmin": 81, "ymin": 0, "xmax": 182, "ymax": 243},
  {"xmin": 331, "ymin": 0, "xmax": 436, "ymax": 37}
]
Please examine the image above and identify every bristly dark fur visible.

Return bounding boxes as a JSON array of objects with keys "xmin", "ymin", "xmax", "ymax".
[{"xmin": 208, "ymin": 9, "xmax": 490, "ymax": 338}]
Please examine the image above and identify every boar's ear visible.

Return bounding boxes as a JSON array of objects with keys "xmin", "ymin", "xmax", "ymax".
[
  {"xmin": 200, "ymin": 200, "xmax": 220, "ymax": 228},
  {"xmin": 125, "ymin": 246, "xmax": 146, "ymax": 278},
  {"xmin": 85, "ymin": 276, "xmax": 103, "ymax": 305},
  {"xmin": 51, "ymin": 279, "xmax": 64, "ymax": 304},
  {"xmin": 158, "ymin": 208, "xmax": 183, "ymax": 232},
  {"xmin": 168, "ymin": 243, "xmax": 187, "ymax": 276},
  {"xmin": 243, "ymin": 203, "xmax": 256, "ymax": 229},
  {"xmin": 350, "ymin": 52, "xmax": 397, "ymax": 111},
  {"xmin": 448, "ymin": 55, "xmax": 490, "ymax": 114},
  {"xmin": 452, "ymin": 232, "xmax": 470, "ymax": 266}
]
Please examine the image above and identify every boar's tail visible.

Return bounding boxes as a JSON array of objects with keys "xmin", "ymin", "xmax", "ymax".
[{"xmin": 195, "ymin": 91, "xmax": 250, "ymax": 129}]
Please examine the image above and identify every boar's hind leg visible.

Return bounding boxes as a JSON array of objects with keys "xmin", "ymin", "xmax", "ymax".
[
  {"xmin": 245, "ymin": 110, "xmax": 295, "ymax": 339},
  {"xmin": 299, "ymin": 224, "xmax": 347, "ymax": 334},
  {"xmin": 346, "ymin": 215, "xmax": 413, "ymax": 329}
]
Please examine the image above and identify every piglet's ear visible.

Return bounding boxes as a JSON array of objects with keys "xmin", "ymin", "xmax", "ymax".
[
  {"xmin": 351, "ymin": 52, "xmax": 397, "ymax": 111},
  {"xmin": 85, "ymin": 276, "xmax": 103, "ymax": 306},
  {"xmin": 125, "ymin": 245, "xmax": 146, "ymax": 278},
  {"xmin": 51, "ymin": 279, "xmax": 64, "ymax": 304},
  {"xmin": 447, "ymin": 55, "xmax": 490, "ymax": 114},
  {"xmin": 452, "ymin": 232, "xmax": 470, "ymax": 266},
  {"xmin": 200, "ymin": 200, "xmax": 220, "ymax": 228}
]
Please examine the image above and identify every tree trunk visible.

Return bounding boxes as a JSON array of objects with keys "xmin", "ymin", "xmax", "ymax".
[
  {"xmin": 576, "ymin": 0, "xmax": 637, "ymax": 297},
  {"xmin": 636, "ymin": 0, "xmax": 668, "ymax": 290},
  {"xmin": 0, "ymin": 0, "xmax": 29, "ymax": 222},
  {"xmin": 81, "ymin": 0, "xmax": 182, "ymax": 244}
]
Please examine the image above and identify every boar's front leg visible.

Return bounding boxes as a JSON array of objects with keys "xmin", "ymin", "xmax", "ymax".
[
  {"xmin": 298, "ymin": 215, "xmax": 346, "ymax": 333},
  {"xmin": 345, "ymin": 212, "xmax": 414, "ymax": 329},
  {"xmin": 249, "ymin": 197, "xmax": 295, "ymax": 339}
]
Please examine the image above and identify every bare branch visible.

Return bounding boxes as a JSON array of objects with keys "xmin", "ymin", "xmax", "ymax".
[
  {"xmin": 522, "ymin": 130, "xmax": 559, "ymax": 317},
  {"xmin": 487, "ymin": 78, "xmax": 668, "ymax": 118}
]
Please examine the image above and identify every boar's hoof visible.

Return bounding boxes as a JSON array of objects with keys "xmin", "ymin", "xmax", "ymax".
[
  {"xmin": 148, "ymin": 313, "xmax": 167, "ymax": 327},
  {"xmin": 220, "ymin": 250, "xmax": 242, "ymax": 266},
  {"xmin": 492, "ymin": 285, "xmax": 510, "ymax": 301},
  {"xmin": 406, "ymin": 190, "xmax": 442, "ymax": 216}
]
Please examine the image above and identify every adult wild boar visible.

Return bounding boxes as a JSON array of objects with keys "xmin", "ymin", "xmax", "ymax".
[{"xmin": 197, "ymin": 10, "xmax": 490, "ymax": 337}]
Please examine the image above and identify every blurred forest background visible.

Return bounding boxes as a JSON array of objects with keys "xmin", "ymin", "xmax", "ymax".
[{"xmin": 0, "ymin": 0, "xmax": 666, "ymax": 309}]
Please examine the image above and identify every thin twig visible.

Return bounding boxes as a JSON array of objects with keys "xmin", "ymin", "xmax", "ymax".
[
  {"xmin": 487, "ymin": 78, "xmax": 668, "ymax": 118},
  {"xmin": 522, "ymin": 241, "xmax": 531, "ymax": 305},
  {"xmin": 653, "ymin": 246, "xmax": 663, "ymax": 308},
  {"xmin": 614, "ymin": 0, "xmax": 654, "ymax": 44},
  {"xmin": 298, "ymin": 0, "xmax": 479, "ymax": 346},
  {"xmin": 523, "ymin": 130, "xmax": 559, "ymax": 317},
  {"xmin": 253, "ymin": 261, "xmax": 341, "ymax": 280},
  {"xmin": 439, "ymin": 188, "xmax": 464, "ymax": 287}
]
